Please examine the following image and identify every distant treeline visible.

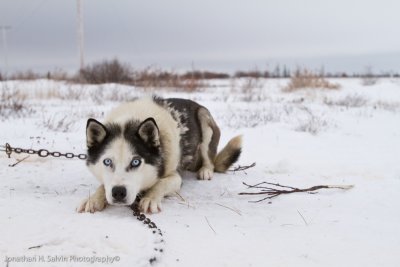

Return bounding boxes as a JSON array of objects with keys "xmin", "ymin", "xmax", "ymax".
[
  {"xmin": 233, "ymin": 67, "xmax": 400, "ymax": 79},
  {"xmin": 1, "ymin": 59, "xmax": 399, "ymax": 83}
]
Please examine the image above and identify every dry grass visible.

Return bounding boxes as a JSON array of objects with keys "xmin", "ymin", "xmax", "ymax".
[
  {"xmin": 132, "ymin": 67, "xmax": 206, "ymax": 92},
  {"xmin": 33, "ymin": 85, "xmax": 85, "ymax": 101},
  {"xmin": 34, "ymin": 88, "xmax": 63, "ymax": 99},
  {"xmin": 283, "ymin": 69, "xmax": 340, "ymax": 92},
  {"xmin": 0, "ymin": 86, "xmax": 30, "ymax": 119}
]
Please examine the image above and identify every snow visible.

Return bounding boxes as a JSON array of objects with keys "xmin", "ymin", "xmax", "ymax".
[{"xmin": 1, "ymin": 78, "xmax": 400, "ymax": 266}]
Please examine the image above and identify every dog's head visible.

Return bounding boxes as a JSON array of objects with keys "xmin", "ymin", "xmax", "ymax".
[{"xmin": 85, "ymin": 118, "xmax": 163, "ymax": 206}]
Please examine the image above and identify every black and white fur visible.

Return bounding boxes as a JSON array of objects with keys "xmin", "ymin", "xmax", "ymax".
[{"xmin": 77, "ymin": 97, "xmax": 242, "ymax": 213}]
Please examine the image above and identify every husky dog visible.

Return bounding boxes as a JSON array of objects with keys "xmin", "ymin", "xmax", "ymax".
[{"xmin": 77, "ymin": 97, "xmax": 242, "ymax": 213}]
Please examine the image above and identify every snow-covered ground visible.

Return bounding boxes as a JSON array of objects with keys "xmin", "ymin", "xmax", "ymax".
[{"xmin": 1, "ymin": 78, "xmax": 400, "ymax": 266}]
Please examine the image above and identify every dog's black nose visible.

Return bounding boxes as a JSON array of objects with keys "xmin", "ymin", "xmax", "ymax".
[{"xmin": 112, "ymin": 186, "xmax": 127, "ymax": 202}]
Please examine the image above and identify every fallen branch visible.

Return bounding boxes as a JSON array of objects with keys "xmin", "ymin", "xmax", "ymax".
[
  {"xmin": 239, "ymin": 181, "xmax": 354, "ymax": 203},
  {"xmin": 8, "ymin": 155, "xmax": 30, "ymax": 167},
  {"xmin": 228, "ymin": 162, "xmax": 256, "ymax": 173}
]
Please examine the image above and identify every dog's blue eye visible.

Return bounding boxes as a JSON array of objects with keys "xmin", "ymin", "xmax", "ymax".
[
  {"xmin": 103, "ymin": 158, "xmax": 112, "ymax": 166},
  {"xmin": 131, "ymin": 158, "xmax": 141, "ymax": 168}
]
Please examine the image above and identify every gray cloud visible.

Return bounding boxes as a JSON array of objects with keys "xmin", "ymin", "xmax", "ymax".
[{"xmin": 1, "ymin": 0, "xmax": 400, "ymax": 73}]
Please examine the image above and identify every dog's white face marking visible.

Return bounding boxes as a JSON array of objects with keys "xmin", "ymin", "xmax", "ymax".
[{"xmin": 88, "ymin": 137, "xmax": 159, "ymax": 206}]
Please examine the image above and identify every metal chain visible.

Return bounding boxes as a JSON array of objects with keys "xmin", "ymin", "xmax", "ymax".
[
  {"xmin": 0, "ymin": 143, "xmax": 87, "ymax": 160},
  {"xmin": 131, "ymin": 202, "xmax": 165, "ymax": 265}
]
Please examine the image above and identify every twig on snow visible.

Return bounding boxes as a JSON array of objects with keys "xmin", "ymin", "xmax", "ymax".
[
  {"xmin": 228, "ymin": 162, "xmax": 256, "ymax": 174},
  {"xmin": 28, "ymin": 244, "xmax": 42, "ymax": 250},
  {"xmin": 8, "ymin": 155, "xmax": 30, "ymax": 167},
  {"xmin": 204, "ymin": 216, "xmax": 217, "ymax": 235},
  {"xmin": 239, "ymin": 181, "xmax": 354, "ymax": 203},
  {"xmin": 297, "ymin": 210, "xmax": 308, "ymax": 226},
  {"xmin": 215, "ymin": 203, "xmax": 242, "ymax": 216},
  {"xmin": 174, "ymin": 191, "xmax": 186, "ymax": 202},
  {"xmin": 175, "ymin": 191, "xmax": 195, "ymax": 208}
]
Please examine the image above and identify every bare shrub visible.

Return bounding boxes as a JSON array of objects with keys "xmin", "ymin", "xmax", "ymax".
[
  {"xmin": 40, "ymin": 114, "xmax": 76, "ymax": 132},
  {"xmin": 295, "ymin": 107, "xmax": 328, "ymax": 135},
  {"xmin": 217, "ymin": 78, "xmax": 238, "ymax": 102},
  {"xmin": 0, "ymin": 86, "xmax": 30, "ymax": 119},
  {"xmin": 47, "ymin": 68, "xmax": 69, "ymax": 81},
  {"xmin": 374, "ymin": 101, "xmax": 400, "ymax": 112},
  {"xmin": 221, "ymin": 105, "xmax": 285, "ymax": 128},
  {"xmin": 238, "ymin": 77, "xmax": 265, "ymax": 102},
  {"xmin": 77, "ymin": 62, "xmax": 207, "ymax": 91},
  {"xmin": 283, "ymin": 68, "xmax": 340, "ymax": 92},
  {"xmin": 79, "ymin": 59, "xmax": 133, "ymax": 84},
  {"xmin": 361, "ymin": 66, "xmax": 378, "ymax": 86},
  {"xmin": 296, "ymin": 116, "xmax": 328, "ymax": 135},
  {"xmin": 9, "ymin": 70, "xmax": 43, "ymax": 80},
  {"xmin": 181, "ymin": 71, "xmax": 230, "ymax": 79},
  {"xmin": 324, "ymin": 94, "xmax": 368, "ymax": 108},
  {"xmin": 234, "ymin": 70, "xmax": 264, "ymax": 78}
]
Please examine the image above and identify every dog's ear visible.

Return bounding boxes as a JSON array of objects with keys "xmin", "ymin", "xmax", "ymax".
[
  {"xmin": 137, "ymin": 118, "xmax": 160, "ymax": 148},
  {"xmin": 86, "ymin": 118, "xmax": 107, "ymax": 148}
]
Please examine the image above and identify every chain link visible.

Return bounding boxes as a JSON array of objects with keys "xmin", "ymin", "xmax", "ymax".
[
  {"xmin": 131, "ymin": 202, "xmax": 165, "ymax": 264},
  {"xmin": 0, "ymin": 143, "xmax": 87, "ymax": 160}
]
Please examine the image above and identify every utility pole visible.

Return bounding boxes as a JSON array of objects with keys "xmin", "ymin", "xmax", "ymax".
[
  {"xmin": 0, "ymin": 25, "xmax": 11, "ymax": 78},
  {"xmin": 76, "ymin": 0, "xmax": 85, "ymax": 71}
]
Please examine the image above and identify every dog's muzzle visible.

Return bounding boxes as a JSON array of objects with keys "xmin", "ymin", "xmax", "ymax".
[{"xmin": 112, "ymin": 186, "xmax": 127, "ymax": 203}]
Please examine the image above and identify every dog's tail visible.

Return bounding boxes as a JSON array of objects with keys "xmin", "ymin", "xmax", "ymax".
[{"xmin": 214, "ymin": 135, "xmax": 242, "ymax": 173}]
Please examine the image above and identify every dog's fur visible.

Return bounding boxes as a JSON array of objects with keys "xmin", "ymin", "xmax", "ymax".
[{"xmin": 77, "ymin": 97, "xmax": 242, "ymax": 213}]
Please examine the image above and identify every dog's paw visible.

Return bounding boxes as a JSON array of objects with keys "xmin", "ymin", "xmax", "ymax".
[
  {"xmin": 77, "ymin": 197, "xmax": 107, "ymax": 213},
  {"xmin": 139, "ymin": 194, "xmax": 162, "ymax": 214},
  {"xmin": 197, "ymin": 166, "xmax": 214, "ymax": 180}
]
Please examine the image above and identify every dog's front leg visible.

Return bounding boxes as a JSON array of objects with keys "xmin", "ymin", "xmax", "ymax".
[
  {"xmin": 140, "ymin": 172, "xmax": 182, "ymax": 213},
  {"xmin": 77, "ymin": 185, "xmax": 107, "ymax": 213}
]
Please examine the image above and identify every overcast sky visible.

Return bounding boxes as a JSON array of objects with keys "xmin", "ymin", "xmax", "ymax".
[{"xmin": 1, "ymin": 0, "xmax": 400, "ymax": 74}]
